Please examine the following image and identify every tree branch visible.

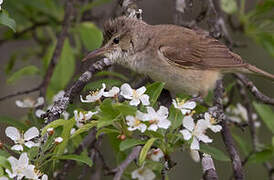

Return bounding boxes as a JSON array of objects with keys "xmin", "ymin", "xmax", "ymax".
[
  {"xmin": 43, "ymin": 58, "xmax": 112, "ymax": 123},
  {"xmin": 40, "ymin": 0, "xmax": 76, "ymax": 97},
  {"xmin": 109, "ymin": 146, "xmax": 142, "ymax": 180},
  {"xmin": 0, "ymin": 85, "xmax": 41, "ymax": 102},
  {"xmin": 235, "ymin": 74, "xmax": 274, "ymax": 106},
  {"xmin": 213, "ymin": 80, "xmax": 244, "ymax": 180}
]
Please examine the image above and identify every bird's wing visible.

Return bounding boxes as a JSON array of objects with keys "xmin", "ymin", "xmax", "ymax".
[{"xmin": 158, "ymin": 29, "xmax": 247, "ymax": 69}]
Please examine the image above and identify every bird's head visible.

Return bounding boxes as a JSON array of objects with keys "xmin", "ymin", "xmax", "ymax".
[{"xmin": 82, "ymin": 16, "xmax": 145, "ymax": 63}]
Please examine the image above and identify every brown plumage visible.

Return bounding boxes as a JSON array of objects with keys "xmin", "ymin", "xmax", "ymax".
[{"xmin": 84, "ymin": 16, "xmax": 274, "ymax": 97}]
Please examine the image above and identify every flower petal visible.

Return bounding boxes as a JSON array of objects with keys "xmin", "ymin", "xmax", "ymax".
[
  {"xmin": 120, "ymin": 83, "xmax": 133, "ymax": 99},
  {"xmin": 148, "ymin": 124, "xmax": 158, "ymax": 131},
  {"xmin": 138, "ymin": 123, "xmax": 147, "ymax": 133},
  {"xmin": 103, "ymin": 87, "xmax": 120, "ymax": 97},
  {"xmin": 24, "ymin": 127, "xmax": 39, "ymax": 141},
  {"xmin": 35, "ymin": 109, "xmax": 45, "ymax": 118},
  {"xmin": 157, "ymin": 106, "xmax": 169, "ymax": 119},
  {"xmin": 190, "ymin": 150, "xmax": 200, "ymax": 162},
  {"xmin": 129, "ymin": 99, "xmax": 140, "ymax": 106},
  {"xmin": 11, "ymin": 144, "xmax": 23, "ymax": 151},
  {"xmin": 198, "ymin": 134, "xmax": 212, "ymax": 144},
  {"xmin": 24, "ymin": 141, "xmax": 39, "ymax": 148},
  {"xmin": 5, "ymin": 126, "xmax": 20, "ymax": 141},
  {"xmin": 139, "ymin": 94, "xmax": 150, "ymax": 106},
  {"xmin": 182, "ymin": 101, "xmax": 196, "ymax": 110},
  {"xmin": 182, "ymin": 116, "xmax": 195, "ymax": 131},
  {"xmin": 19, "ymin": 153, "xmax": 29, "ymax": 166},
  {"xmin": 35, "ymin": 97, "xmax": 44, "ymax": 107},
  {"xmin": 209, "ymin": 125, "xmax": 222, "ymax": 133},
  {"xmin": 180, "ymin": 129, "xmax": 192, "ymax": 140},
  {"xmin": 136, "ymin": 86, "xmax": 146, "ymax": 96},
  {"xmin": 190, "ymin": 137, "xmax": 200, "ymax": 150},
  {"xmin": 158, "ymin": 119, "xmax": 171, "ymax": 129},
  {"xmin": 204, "ymin": 112, "xmax": 211, "ymax": 121}
]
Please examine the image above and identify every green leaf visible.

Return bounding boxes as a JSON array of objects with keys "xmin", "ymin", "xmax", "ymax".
[
  {"xmin": 7, "ymin": 65, "xmax": 39, "ymax": 84},
  {"xmin": 96, "ymin": 127, "xmax": 119, "ymax": 138},
  {"xmin": 55, "ymin": 154, "xmax": 93, "ymax": 167},
  {"xmin": 200, "ymin": 144, "xmax": 230, "ymax": 162},
  {"xmin": 70, "ymin": 121, "xmax": 98, "ymax": 139},
  {"xmin": 0, "ymin": 156, "xmax": 11, "ymax": 171},
  {"xmin": 54, "ymin": 119, "xmax": 75, "ymax": 155},
  {"xmin": 253, "ymin": 102, "xmax": 274, "ymax": 133},
  {"xmin": 113, "ymin": 103, "xmax": 137, "ymax": 116},
  {"xmin": 220, "ymin": 0, "xmax": 238, "ymax": 14},
  {"xmin": 248, "ymin": 149, "xmax": 274, "ymax": 163},
  {"xmin": 139, "ymin": 138, "xmax": 157, "ymax": 165},
  {"xmin": 145, "ymin": 82, "xmax": 165, "ymax": 106},
  {"xmin": 42, "ymin": 44, "xmax": 56, "ymax": 76},
  {"xmin": 41, "ymin": 119, "xmax": 69, "ymax": 136},
  {"xmin": 0, "ymin": 116, "xmax": 27, "ymax": 130},
  {"xmin": 169, "ymin": 105, "xmax": 183, "ymax": 130},
  {"xmin": 120, "ymin": 138, "xmax": 145, "ymax": 151},
  {"xmin": 97, "ymin": 99, "xmax": 120, "ymax": 128},
  {"xmin": 232, "ymin": 133, "xmax": 252, "ymax": 156},
  {"xmin": 77, "ymin": 22, "xmax": 103, "ymax": 51},
  {"xmin": 47, "ymin": 39, "xmax": 75, "ymax": 99},
  {"xmin": 0, "ymin": 11, "xmax": 16, "ymax": 32},
  {"xmin": 0, "ymin": 167, "xmax": 4, "ymax": 176}
]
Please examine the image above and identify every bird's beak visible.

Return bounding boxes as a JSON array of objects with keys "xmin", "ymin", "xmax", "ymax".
[{"xmin": 82, "ymin": 47, "xmax": 107, "ymax": 61}]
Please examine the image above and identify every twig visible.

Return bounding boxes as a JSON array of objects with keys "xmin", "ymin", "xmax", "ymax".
[
  {"xmin": 43, "ymin": 58, "xmax": 112, "ymax": 123},
  {"xmin": 237, "ymin": 81, "xmax": 274, "ymax": 180},
  {"xmin": 235, "ymin": 73, "xmax": 274, "ymax": 106},
  {"xmin": 202, "ymin": 154, "xmax": 218, "ymax": 180},
  {"xmin": 0, "ymin": 21, "xmax": 50, "ymax": 46},
  {"xmin": 40, "ymin": 0, "xmax": 76, "ymax": 97},
  {"xmin": 110, "ymin": 146, "xmax": 142, "ymax": 180},
  {"xmin": 213, "ymin": 80, "xmax": 244, "ymax": 180},
  {"xmin": 0, "ymin": 85, "xmax": 41, "ymax": 102}
]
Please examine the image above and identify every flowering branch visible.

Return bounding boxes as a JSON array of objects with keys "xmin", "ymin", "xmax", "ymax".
[{"xmin": 43, "ymin": 58, "xmax": 112, "ymax": 123}]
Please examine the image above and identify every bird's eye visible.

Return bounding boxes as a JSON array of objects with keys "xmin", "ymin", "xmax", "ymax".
[{"xmin": 113, "ymin": 37, "xmax": 119, "ymax": 44}]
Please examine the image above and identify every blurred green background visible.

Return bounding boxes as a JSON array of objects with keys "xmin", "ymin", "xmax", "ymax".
[{"xmin": 0, "ymin": 0, "xmax": 273, "ymax": 179}]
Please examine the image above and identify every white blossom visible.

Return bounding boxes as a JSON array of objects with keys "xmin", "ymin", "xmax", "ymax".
[
  {"xmin": 74, "ymin": 110, "xmax": 98, "ymax": 128},
  {"xmin": 54, "ymin": 137, "xmax": 63, "ymax": 144},
  {"xmin": 226, "ymin": 103, "xmax": 260, "ymax": 128},
  {"xmin": 126, "ymin": 112, "xmax": 147, "ymax": 133},
  {"xmin": 80, "ymin": 83, "xmax": 106, "ymax": 103},
  {"xmin": 120, "ymin": 83, "xmax": 150, "ymax": 106},
  {"xmin": 5, "ymin": 153, "xmax": 36, "ymax": 179},
  {"xmin": 15, "ymin": 97, "xmax": 44, "ymax": 108},
  {"xmin": 147, "ymin": 148, "xmax": 164, "ymax": 162},
  {"xmin": 131, "ymin": 167, "xmax": 155, "ymax": 180},
  {"xmin": 103, "ymin": 86, "xmax": 120, "ymax": 97},
  {"xmin": 0, "ymin": 176, "xmax": 8, "ymax": 180},
  {"xmin": 204, "ymin": 112, "xmax": 222, "ymax": 133},
  {"xmin": 190, "ymin": 150, "xmax": 200, "ymax": 162},
  {"xmin": 142, "ymin": 106, "xmax": 171, "ymax": 131},
  {"xmin": 0, "ymin": 0, "xmax": 3, "ymax": 10},
  {"xmin": 172, "ymin": 98, "xmax": 196, "ymax": 115},
  {"xmin": 5, "ymin": 126, "xmax": 40, "ymax": 151},
  {"xmin": 180, "ymin": 116, "xmax": 212, "ymax": 150}
]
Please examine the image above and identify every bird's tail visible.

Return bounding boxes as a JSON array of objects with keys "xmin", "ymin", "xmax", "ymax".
[{"xmin": 246, "ymin": 64, "xmax": 274, "ymax": 82}]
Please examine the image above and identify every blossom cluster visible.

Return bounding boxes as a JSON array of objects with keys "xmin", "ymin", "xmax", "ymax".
[{"xmin": 2, "ymin": 126, "xmax": 48, "ymax": 179}]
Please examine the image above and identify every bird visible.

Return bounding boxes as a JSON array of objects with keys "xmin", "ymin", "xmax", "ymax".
[{"xmin": 82, "ymin": 16, "xmax": 274, "ymax": 97}]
